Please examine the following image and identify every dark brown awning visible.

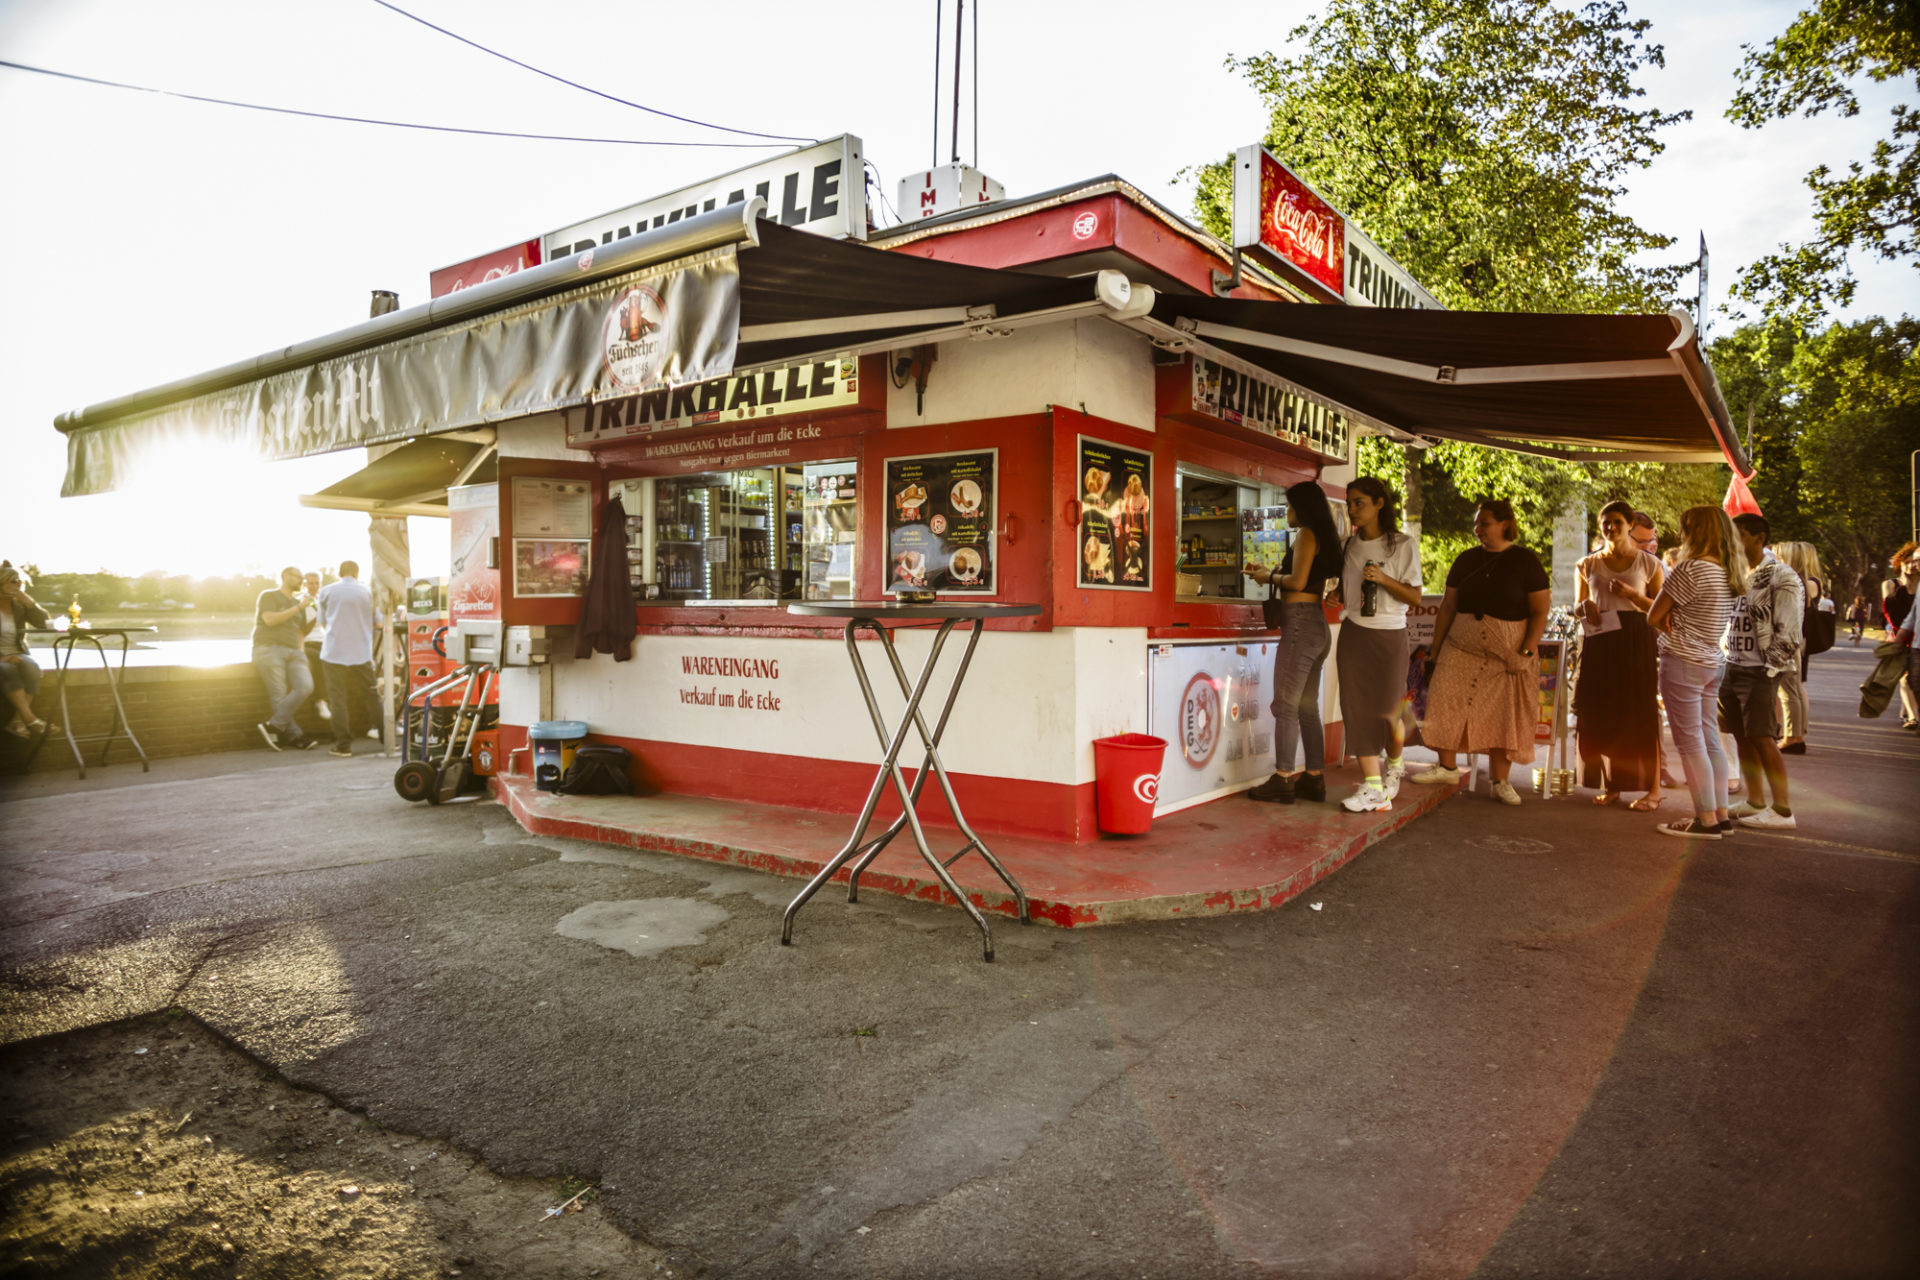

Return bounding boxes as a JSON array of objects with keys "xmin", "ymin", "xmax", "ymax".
[{"xmin": 1134, "ymin": 295, "xmax": 1747, "ymax": 472}]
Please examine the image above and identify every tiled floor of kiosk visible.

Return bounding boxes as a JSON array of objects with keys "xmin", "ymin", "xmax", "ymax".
[{"xmin": 496, "ymin": 767, "xmax": 1463, "ymax": 927}]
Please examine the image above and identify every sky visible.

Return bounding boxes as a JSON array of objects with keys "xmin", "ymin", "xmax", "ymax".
[{"xmin": 1, "ymin": 0, "xmax": 1913, "ymax": 580}]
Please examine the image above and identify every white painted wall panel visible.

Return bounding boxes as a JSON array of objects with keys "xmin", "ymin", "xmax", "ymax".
[{"xmin": 885, "ymin": 320, "xmax": 1155, "ymax": 433}]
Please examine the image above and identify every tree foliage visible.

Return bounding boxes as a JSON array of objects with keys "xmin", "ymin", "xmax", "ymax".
[
  {"xmin": 1196, "ymin": 0, "xmax": 1710, "ymax": 581},
  {"xmin": 1728, "ymin": 0, "xmax": 1920, "ymax": 323},
  {"xmin": 1191, "ymin": 0, "xmax": 1692, "ymax": 313},
  {"xmin": 1707, "ymin": 316, "xmax": 1920, "ymax": 597}
]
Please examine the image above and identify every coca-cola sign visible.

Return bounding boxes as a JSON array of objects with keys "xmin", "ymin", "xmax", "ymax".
[
  {"xmin": 430, "ymin": 239, "xmax": 543, "ymax": 299},
  {"xmin": 1257, "ymin": 153, "xmax": 1344, "ymax": 297}
]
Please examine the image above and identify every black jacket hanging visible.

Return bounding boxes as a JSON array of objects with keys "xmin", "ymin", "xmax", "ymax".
[{"xmin": 574, "ymin": 495, "xmax": 638, "ymax": 661}]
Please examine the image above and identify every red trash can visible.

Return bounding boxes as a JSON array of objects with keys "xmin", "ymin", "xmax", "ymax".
[{"xmin": 1093, "ymin": 733, "xmax": 1169, "ymax": 835}]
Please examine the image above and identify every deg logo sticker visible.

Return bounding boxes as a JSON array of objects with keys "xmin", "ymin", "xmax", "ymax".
[{"xmin": 1180, "ymin": 672, "xmax": 1221, "ymax": 768}]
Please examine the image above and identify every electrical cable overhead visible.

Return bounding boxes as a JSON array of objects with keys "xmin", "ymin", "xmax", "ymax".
[
  {"xmin": 0, "ymin": 58, "xmax": 789, "ymax": 148},
  {"xmin": 370, "ymin": 0, "xmax": 815, "ymax": 145}
]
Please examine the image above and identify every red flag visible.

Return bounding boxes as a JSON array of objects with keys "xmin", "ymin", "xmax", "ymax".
[{"xmin": 1723, "ymin": 471, "xmax": 1763, "ymax": 518}]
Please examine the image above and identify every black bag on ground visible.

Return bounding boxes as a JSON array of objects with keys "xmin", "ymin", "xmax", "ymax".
[{"xmin": 556, "ymin": 743, "xmax": 635, "ymax": 796}]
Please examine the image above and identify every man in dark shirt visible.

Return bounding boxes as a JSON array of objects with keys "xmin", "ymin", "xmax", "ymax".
[{"xmin": 252, "ymin": 566, "xmax": 315, "ymax": 750}]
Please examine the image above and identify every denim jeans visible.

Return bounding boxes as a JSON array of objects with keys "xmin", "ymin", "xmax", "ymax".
[
  {"xmin": 1659, "ymin": 653, "xmax": 1727, "ymax": 817},
  {"xmin": 1271, "ymin": 601, "xmax": 1331, "ymax": 774},
  {"xmin": 252, "ymin": 644, "xmax": 313, "ymax": 738}
]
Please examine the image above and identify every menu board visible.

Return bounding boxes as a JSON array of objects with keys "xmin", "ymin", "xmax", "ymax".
[
  {"xmin": 885, "ymin": 450, "xmax": 996, "ymax": 594},
  {"xmin": 1077, "ymin": 437, "xmax": 1152, "ymax": 591}
]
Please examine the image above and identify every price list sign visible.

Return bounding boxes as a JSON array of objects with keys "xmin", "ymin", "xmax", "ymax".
[{"xmin": 885, "ymin": 449, "xmax": 996, "ymax": 595}]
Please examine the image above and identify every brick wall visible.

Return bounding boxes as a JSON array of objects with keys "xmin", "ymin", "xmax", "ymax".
[{"xmin": 3, "ymin": 663, "xmax": 336, "ymax": 775}]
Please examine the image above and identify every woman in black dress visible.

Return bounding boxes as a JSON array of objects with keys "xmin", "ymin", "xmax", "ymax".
[{"xmin": 1574, "ymin": 501, "xmax": 1665, "ymax": 807}]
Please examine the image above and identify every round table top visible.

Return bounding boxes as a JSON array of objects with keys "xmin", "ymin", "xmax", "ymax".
[
  {"xmin": 29, "ymin": 625, "xmax": 159, "ymax": 636},
  {"xmin": 788, "ymin": 601, "xmax": 1041, "ymax": 621}
]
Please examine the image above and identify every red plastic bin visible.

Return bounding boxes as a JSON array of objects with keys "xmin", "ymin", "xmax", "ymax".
[{"xmin": 1092, "ymin": 733, "xmax": 1169, "ymax": 835}]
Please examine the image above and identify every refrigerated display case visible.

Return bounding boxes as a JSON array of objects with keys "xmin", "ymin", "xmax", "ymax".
[{"xmin": 609, "ymin": 462, "xmax": 857, "ymax": 604}]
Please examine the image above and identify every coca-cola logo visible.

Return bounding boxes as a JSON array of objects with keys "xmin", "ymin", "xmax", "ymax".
[{"xmin": 1270, "ymin": 191, "xmax": 1335, "ymax": 267}]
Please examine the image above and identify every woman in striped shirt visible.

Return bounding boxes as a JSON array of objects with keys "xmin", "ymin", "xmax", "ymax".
[{"xmin": 1646, "ymin": 506, "xmax": 1749, "ymax": 839}]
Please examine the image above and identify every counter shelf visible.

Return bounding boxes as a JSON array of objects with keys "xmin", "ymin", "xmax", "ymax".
[{"xmin": 781, "ymin": 601, "xmax": 1041, "ymax": 961}]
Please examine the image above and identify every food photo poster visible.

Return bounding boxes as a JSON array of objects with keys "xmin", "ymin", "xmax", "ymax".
[
  {"xmin": 885, "ymin": 450, "xmax": 996, "ymax": 594},
  {"xmin": 1077, "ymin": 436, "xmax": 1152, "ymax": 591}
]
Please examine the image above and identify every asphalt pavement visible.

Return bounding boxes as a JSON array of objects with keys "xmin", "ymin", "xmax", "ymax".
[{"xmin": 2, "ymin": 643, "xmax": 1914, "ymax": 1279}]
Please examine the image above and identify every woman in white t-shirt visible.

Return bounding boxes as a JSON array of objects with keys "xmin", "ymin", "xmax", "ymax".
[{"xmin": 1333, "ymin": 476, "xmax": 1423, "ymax": 813}]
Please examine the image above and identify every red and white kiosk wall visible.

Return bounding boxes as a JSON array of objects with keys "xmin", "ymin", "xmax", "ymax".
[{"xmin": 478, "ymin": 183, "xmax": 1359, "ymax": 842}]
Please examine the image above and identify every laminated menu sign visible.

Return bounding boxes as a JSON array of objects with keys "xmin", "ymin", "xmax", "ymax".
[
  {"xmin": 885, "ymin": 449, "xmax": 995, "ymax": 594},
  {"xmin": 1077, "ymin": 436, "xmax": 1151, "ymax": 590}
]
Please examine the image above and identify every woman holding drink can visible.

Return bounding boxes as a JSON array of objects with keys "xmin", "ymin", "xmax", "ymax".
[
  {"xmin": 1332, "ymin": 476, "xmax": 1423, "ymax": 812},
  {"xmin": 1574, "ymin": 500, "xmax": 1666, "ymax": 808}
]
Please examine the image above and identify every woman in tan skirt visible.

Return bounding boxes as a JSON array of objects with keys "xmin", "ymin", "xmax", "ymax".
[{"xmin": 1408, "ymin": 499, "xmax": 1552, "ymax": 804}]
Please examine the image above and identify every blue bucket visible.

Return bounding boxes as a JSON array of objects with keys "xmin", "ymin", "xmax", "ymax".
[{"xmin": 529, "ymin": 720, "xmax": 588, "ymax": 792}]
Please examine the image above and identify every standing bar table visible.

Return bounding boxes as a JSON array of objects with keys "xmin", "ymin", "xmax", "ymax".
[
  {"xmin": 25, "ymin": 627, "xmax": 155, "ymax": 778},
  {"xmin": 784, "ymin": 601, "xmax": 1039, "ymax": 961}
]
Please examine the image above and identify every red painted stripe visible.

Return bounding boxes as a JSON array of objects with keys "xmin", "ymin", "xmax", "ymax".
[{"xmin": 497, "ymin": 724, "xmax": 1101, "ymax": 841}]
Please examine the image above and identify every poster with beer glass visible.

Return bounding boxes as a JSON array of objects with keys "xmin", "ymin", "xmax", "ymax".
[
  {"xmin": 885, "ymin": 449, "xmax": 996, "ymax": 594},
  {"xmin": 1077, "ymin": 437, "xmax": 1152, "ymax": 590}
]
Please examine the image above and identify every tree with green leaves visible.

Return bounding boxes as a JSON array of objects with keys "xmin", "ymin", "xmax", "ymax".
[
  {"xmin": 1707, "ymin": 316, "xmax": 1920, "ymax": 596},
  {"xmin": 1191, "ymin": 0, "xmax": 1691, "ymax": 313},
  {"xmin": 1728, "ymin": 0, "xmax": 1920, "ymax": 324},
  {"xmin": 1193, "ymin": 0, "xmax": 1705, "ymax": 576}
]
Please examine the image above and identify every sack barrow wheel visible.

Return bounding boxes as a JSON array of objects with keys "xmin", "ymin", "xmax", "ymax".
[{"xmin": 393, "ymin": 760, "xmax": 436, "ymax": 803}]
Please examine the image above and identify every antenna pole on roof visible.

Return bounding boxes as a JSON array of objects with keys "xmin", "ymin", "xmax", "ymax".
[
  {"xmin": 972, "ymin": 0, "xmax": 979, "ymax": 167},
  {"xmin": 925, "ymin": 0, "xmax": 933, "ymax": 169},
  {"xmin": 951, "ymin": 0, "xmax": 966, "ymax": 164}
]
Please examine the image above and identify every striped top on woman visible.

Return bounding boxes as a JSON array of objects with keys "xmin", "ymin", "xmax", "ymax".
[{"xmin": 1655, "ymin": 558, "xmax": 1733, "ymax": 667}]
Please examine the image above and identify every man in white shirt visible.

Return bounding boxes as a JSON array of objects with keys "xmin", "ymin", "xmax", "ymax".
[
  {"xmin": 1723, "ymin": 514, "xmax": 1803, "ymax": 829},
  {"xmin": 316, "ymin": 560, "xmax": 376, "ymax": 758}
]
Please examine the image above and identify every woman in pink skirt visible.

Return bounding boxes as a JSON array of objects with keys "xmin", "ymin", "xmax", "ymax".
[{"xmin": 1408, "ymin": 499, "xmax": 1552, "ymax": 805}]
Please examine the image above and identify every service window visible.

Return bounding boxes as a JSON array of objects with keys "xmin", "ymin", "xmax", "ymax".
[
  {"xmin": 609, "ymin": 460, "xmax": 856, "ymax": 605},
  {"xmin": 1174, "ymin": 467, "xmax": 1282, "ymax": 601}
]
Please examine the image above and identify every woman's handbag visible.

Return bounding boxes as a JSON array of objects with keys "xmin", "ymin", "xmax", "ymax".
[{"xmin": 1263, "ymin": 578, "xmax": 1284, "ymax": 630}]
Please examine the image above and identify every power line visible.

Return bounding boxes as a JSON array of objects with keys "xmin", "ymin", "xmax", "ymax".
[
  {"xmin": 370, "ymin": 0, "xmax": 815, "ymax": 145},
  {"xmin": 0, "ymin": 59, "xmax": 790, "ymax": 149}
]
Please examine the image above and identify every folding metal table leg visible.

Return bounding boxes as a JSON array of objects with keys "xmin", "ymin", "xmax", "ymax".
[
  {"xmin": 95, "ymin": 635, "xmax": 149, "ymax": 772},
  {"xmin": 781, "ymin": 619, "xmax": 959, "ymax": 946},
  {"xmin": 849, "ymin": 621, "xmax": 1028, "ymax": 925},
  {"xmin": 844, "ymin": 618, "xmax": 984, "ymax": 898}
]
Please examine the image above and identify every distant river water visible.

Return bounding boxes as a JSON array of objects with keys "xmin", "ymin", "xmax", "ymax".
[{"xmin": 25, "ymin": 614, "xmax": 406, "ymax": 669}]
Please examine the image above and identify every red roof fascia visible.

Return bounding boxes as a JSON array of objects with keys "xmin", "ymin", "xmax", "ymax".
[{"xmin": 880, "ymin": 195, "xmax": 1293, "ymax": 303}]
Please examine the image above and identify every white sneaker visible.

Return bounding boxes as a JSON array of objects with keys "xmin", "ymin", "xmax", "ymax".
[
  {"xmin": 1409, "ymin": 765, "xmax": 1462, "ymax": 785},
  {"xmin": 1384, "ymin": 763, "xmax": 1405, "ymax": 798},
  {"xmin": 1341, "ymin": 782, "xmax": 1393, "ymax": 813},
  {"xmin": 1490, "ymin": 780, "xmax": 1523, "ymax": 806},
  {"xmin": 1728, "ymin": 801, "xmax": 1766, "ymax": 819},
  {"xmin": 1738, "ymin": 808, "xmax": 1797, "ymax": 830}
]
